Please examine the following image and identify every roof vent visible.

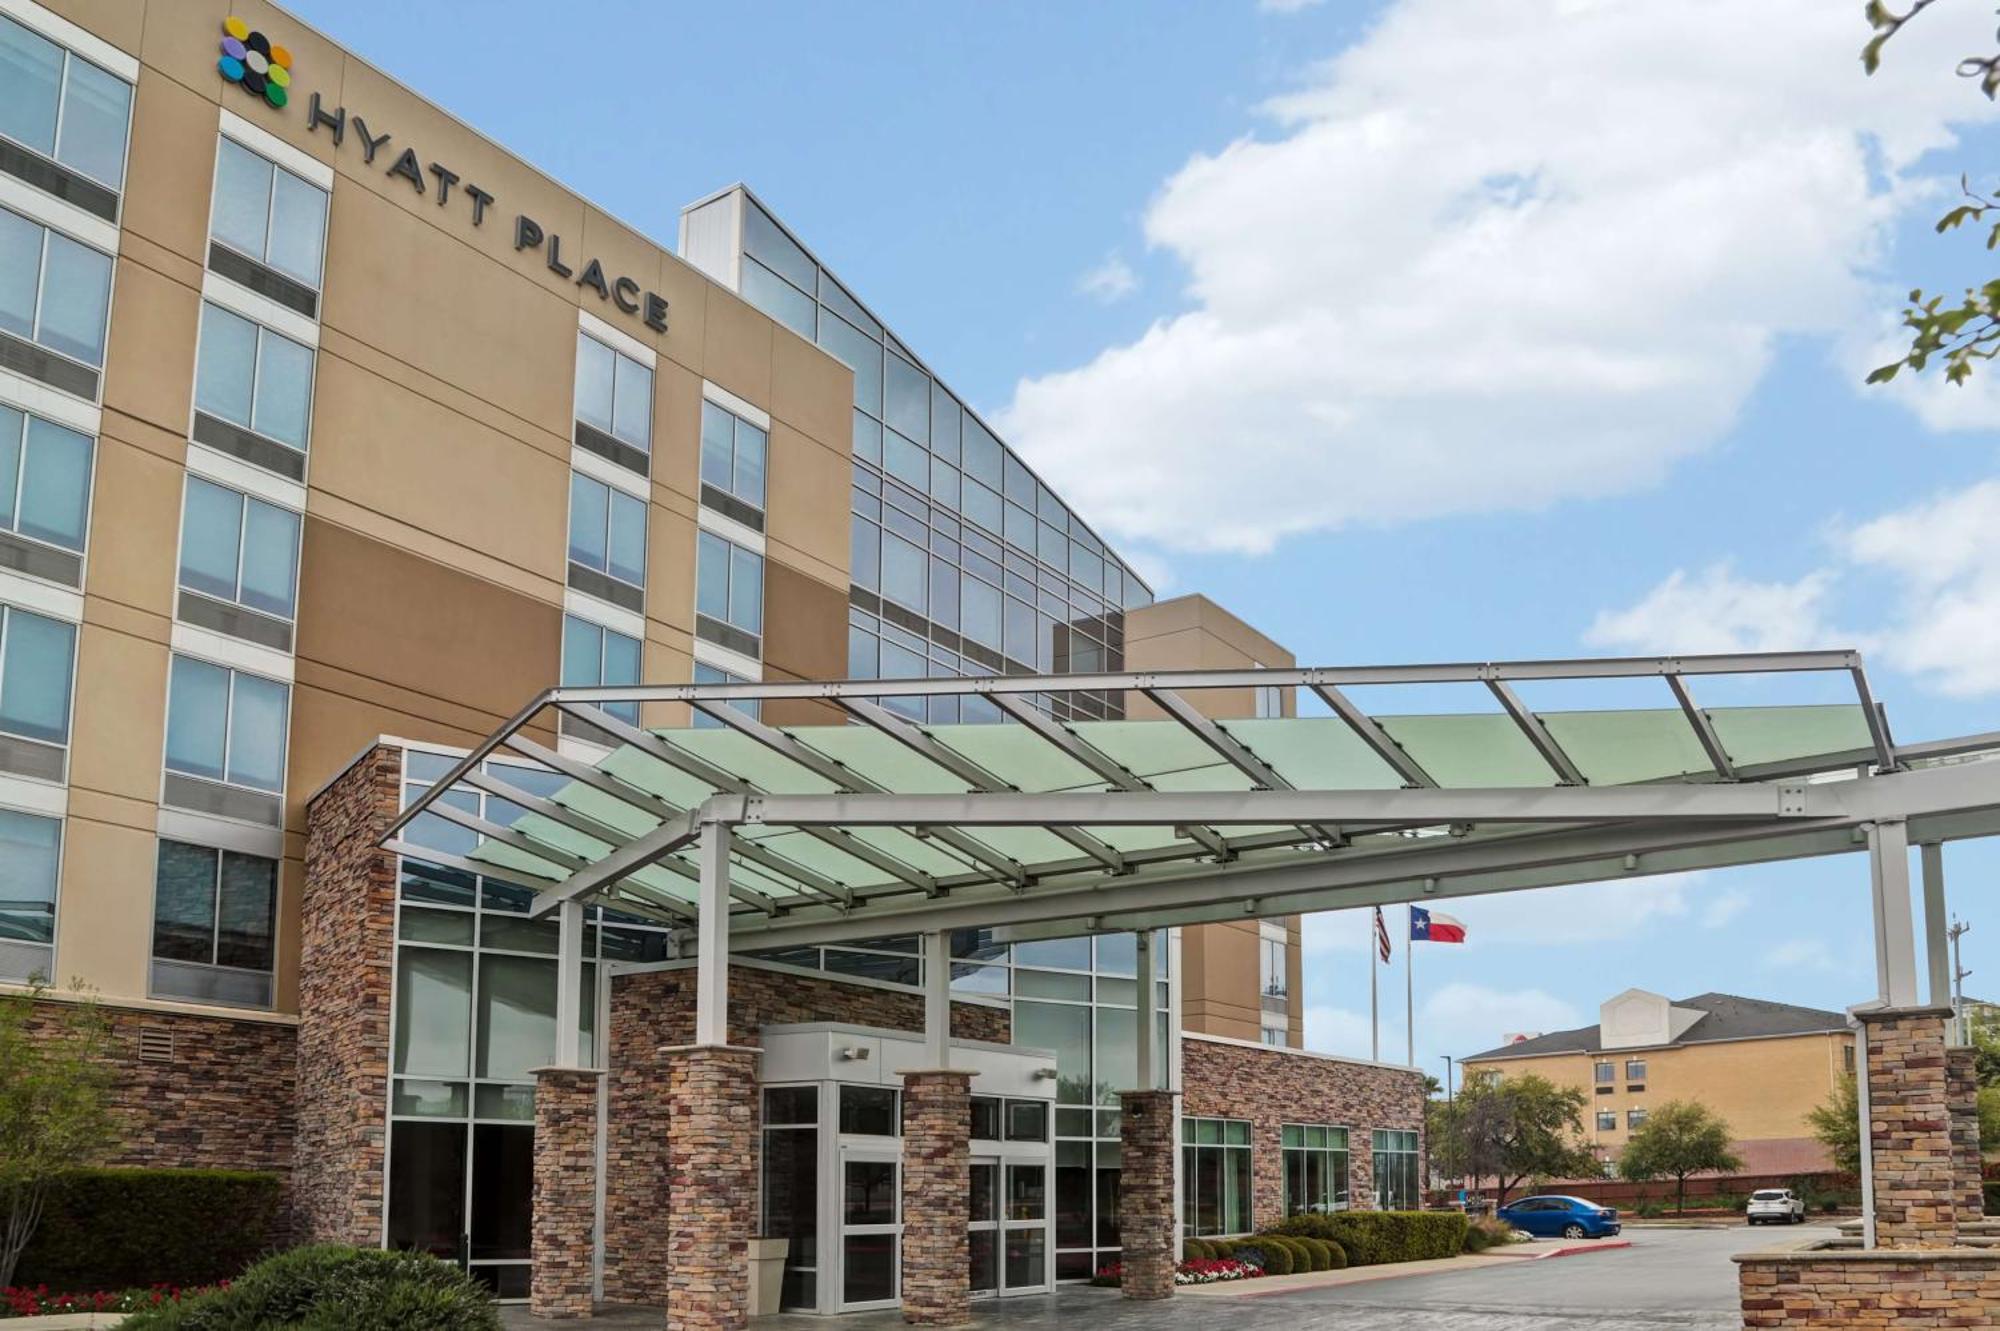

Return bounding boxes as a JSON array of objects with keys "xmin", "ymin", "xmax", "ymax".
[{"xmin": 137, "ymin": 1026, "xmax": 174, "ymax": 1064}]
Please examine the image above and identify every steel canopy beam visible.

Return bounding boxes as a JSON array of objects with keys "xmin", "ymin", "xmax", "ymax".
[
  {"xmin": 1485, "ymin": 678, "xmax": 1588, "ymax": 786},
  {"xmin": 1665, "ymin": 674, "xmax": 1736, "ymax": 781},
  {"xmin": 1309, "ymin": 683, "xmax": 1437, "ymax": 789}
]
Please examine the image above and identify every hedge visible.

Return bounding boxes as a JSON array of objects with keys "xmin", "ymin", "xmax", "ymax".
[
  {"xmin": 1266, "ymin": 1235, "xmax": 1315, "ymax": 1272},
  {"xmin": 1266, "ymin": 1211, "xmax": 1469, "ymax": 1266},
  {"xmin": 16, "ymin": 1169, "xmax": 284, "ymax": 1290},
  {"xmin": 119, "ymin": 1245, "xmax": 499, "ymax": 1330},
  {"xmin": 1294, "ymin": 1236, "xmax": 1340, "ymax": 1271},
  {"xmin": 1183, "ymin": 1238, "xmax": 1214, "ymax": 1261}
]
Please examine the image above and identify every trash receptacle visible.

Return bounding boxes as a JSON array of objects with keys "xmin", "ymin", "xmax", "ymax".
[{"xmin": 748, "ymin": 1237, "xmax": 790, "ymax": 1317}]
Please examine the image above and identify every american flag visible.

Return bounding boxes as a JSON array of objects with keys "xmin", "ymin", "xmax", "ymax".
[{"xmin": 1373, "ymin": 907, "xmax": 1392, "ymax": 963}]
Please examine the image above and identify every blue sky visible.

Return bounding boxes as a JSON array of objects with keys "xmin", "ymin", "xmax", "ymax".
[{"xmin": 288, "ymin": 0, "xmax": 2000, "ymax": 1076}]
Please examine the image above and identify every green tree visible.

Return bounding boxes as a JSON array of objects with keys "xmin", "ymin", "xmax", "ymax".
[
  {"xmin": 1617, "ymin": 1100, "xmax": 1744, "ymax": 1216},
  {"xmin": 1807, "ymin": 1073, "xmax": 1864, "ymax": 1178},
  {"xmin": 0, "ymin": 980, "xmax": 117, "ymax": 1290},
  {"xmin": 1978, "ymin": 1084, "xmax": 2000, "ymax": 1146},
  {"xmin": 1862, "ymin": 1, "xmax": 2000, "ymax": 387},
  {"xmin": 1428, "ymin": 1073, "xmax": 1599, "ymax": 1207}
]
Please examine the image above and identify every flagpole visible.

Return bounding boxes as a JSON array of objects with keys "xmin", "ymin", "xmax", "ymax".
[
  {"xmin": 1407, "ymin": 904, "xmax": 1416, "ymax": 1067},
  {"xmin": 1370, "ymin": 912, "xmax": 1379, "ymax": 1062}
]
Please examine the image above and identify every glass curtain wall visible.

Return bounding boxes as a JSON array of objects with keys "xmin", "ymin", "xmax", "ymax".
[
  {"xmin": 1181, "ymin": 1117, "xmax": 1254, "ymax": 1237},
  {"xmin": 1371, "ymin": 1129, "xmax": 1420, "ymax": 1211},
  {"xmin": 387, "ymin": 747, "xmax": 675, "ymax": 1298}
]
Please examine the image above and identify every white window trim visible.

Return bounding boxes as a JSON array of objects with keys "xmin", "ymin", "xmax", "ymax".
[
  {"xmin": 0, "ymin": 173, "xmax": 117, "ymax": 254},
  {"xmin": 0, "ymin": 569, "xmax": 81, "ymax": 622},
  {"xmin": 159, "ymin": 651, "xmax": 293, "ymax": 802},
  {"xmin": 701, "ymin": 380, "xmax": 771, "ymax": 431},
  {"xmin": 0, "ymin": 771, "xmax": 65, "ymax": 814},
  {"xmin": 201, "ymin": 269, "xmax": 319, "ymax": 349},
  {"xmin": 696, "ymin": 503, "xmax": 765, "ymax": 556},
  {"xmin": 561, "ymin": 586, "xmax": 644, "ymax": 642},
  {"xmin": 691, "ymin": 637, "xmax": 762, "ymax": 682},
  {"xmin": 0, "ymin": 368, "xmax": 98, "ymax": 435},
  {"xmin": 571, "ymin": 443, "xmax": 649, "ymax": 502},
  {"xmin": 186, "ymin": 440, "xmax": 308, "ymax": 512},
  {"xmin": 155, "ymin": 806, "xmax": 283, "ymax": 861},
  {"xmin": 170, "ymin": 620, "xmax": 295, "ymax": 683},
  {"xmin": 0, "ymin": 0, "xmax": 139, "ymax": 81},
  {"xmin": 579, "ymin": 308, "xmax": 656, "ymax": 368},
  {"xmin": 217, "ymin": 108, "xmax": 334, "ymax": 190}
]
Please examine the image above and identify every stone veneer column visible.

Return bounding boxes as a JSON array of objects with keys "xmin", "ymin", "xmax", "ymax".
[
  {"xmin": 665, "ymin": 1044, "xmax": 759, "ymax": 1331},
  {"xmin": 531, "ymin": 1068, "xmax": 603, "ymax": 1319},
  {"xmin": 1860, "ymin": 1006, "xmax": 1957, "ymax": 1248},
  {"xmin": 295, "ymin": 743, "xmax": 402, "ymax": 1246},
  {"xmin": 1118, "ymin": 1090, "xmax": 1178, "ymax": 1300},
  {"xmin": 899, "ymin": 1071, "xmax": 974, "ymax": 1326},
  {"xmin": 1947, "ymin": 1044, "xmax": 1985, "ymax": 1223}
]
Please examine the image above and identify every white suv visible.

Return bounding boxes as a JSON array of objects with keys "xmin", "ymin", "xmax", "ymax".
[{"xmin": 1746, "ymin": 1189, "xmax": 1807, "ymax": 1225}]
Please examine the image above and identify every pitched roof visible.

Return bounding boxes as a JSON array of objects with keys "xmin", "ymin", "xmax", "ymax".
[{"xmin": 1460, "ymin": 992, "xmax": 1847, "ymax": 1063}]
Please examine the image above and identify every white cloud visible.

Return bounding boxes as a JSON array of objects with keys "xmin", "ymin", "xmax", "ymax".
[
  {"xmin": 1769, "ymin": 938, "xmax": 1837, "ymax": 970},
  {"xmin": 1700, "ymin": 889, "xmax": 1751, "ymax": 930},
  {"xmin": 1304, "ymin": 984, "xmax": 1580, "ymax": 1062},
  {"xmin": 1259, "ymin": 0, "xmax": 1325, "ymax": 12},
  {"xmin": 1299, "ymin": 872, "xmax": 1723, "ymax": 957},
  {"xmin": 1002, "ymin": 0, "xmax": 1999, "ymax": 555},
  {"xmin": 1583, "ymin": 563, "xmax": 1839, "ymax": 655},
  {"xmin": 1077, "ymin": 252, "xmax": 1138, "ymax": 303}
]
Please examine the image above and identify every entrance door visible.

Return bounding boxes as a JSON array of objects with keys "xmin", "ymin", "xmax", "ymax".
[
  {"xmin": 1001, "ymin": 1160, "xmax": 1051, "ymax": 1295},
  {"xmin": 969, "ymin": 1159, "xmax": 1001, "ymax": 1297},
  {"xmin": 838, "ymin": 1146, "xmax": 900, "ymax": 1310}
]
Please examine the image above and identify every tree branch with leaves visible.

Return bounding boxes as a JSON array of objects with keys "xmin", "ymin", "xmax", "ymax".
[
  {"xmin": 0, "ymin": 980, "xmax": 118, "ymax": 1290},
  {"xmin": 1617, "ymin": 1100, "xmax": 1744, "ymax": 1215}
]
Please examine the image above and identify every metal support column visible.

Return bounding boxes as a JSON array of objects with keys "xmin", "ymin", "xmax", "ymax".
[
  {"xmin": 1136, "ymin": 930, "xmax": 1159, "ymax": 1090},
  {"xmin": 555, "ymin": 898, "xmax": 583, "ymax": 1066},
  {"xmin": 695, "ymin": 819, "xmax": 732, "ymax": 1047},
  {"xmin": 923, "ymin": 929, "xmax": 951, "ymax": 1069},
  {"xmin": 1921, "ymin": 841, "xmax": 1950, "ymax": 1010},
  {"xmin": 1868, "ymin": 819, "xmax": 1920, "ymax": 1009},
  {"xmin": 1853, "ymin": 1013, "xmax": 1877, "ymax": 1250}
]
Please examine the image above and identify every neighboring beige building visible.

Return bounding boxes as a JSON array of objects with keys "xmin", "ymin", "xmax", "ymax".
[{"xmin": 1461, "ymin": 989, "xmax": 1855, "ymax": 1175}]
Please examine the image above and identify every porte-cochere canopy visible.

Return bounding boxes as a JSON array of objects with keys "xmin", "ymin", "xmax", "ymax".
[{"xmin": 380, "ymin": 649, "xmax": 2000, "ymax": 954}]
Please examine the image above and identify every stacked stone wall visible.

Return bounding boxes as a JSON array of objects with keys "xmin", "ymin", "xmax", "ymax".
[
  {"xmin": 665, "ymin": 1046, "xmax": 757, "ymax": 1331},
  {"xmin": 1945, "ymin": 1045, "xmax": 1984, "ymax": 1222},
  {"xmin": 900, "ymin": 1071, "xmax": 973, "ymax": 1325},
  {"xmin": 1860, "ymin": 1009, "xmax": 1956, "ymax": 1249},
  {"xmin": 1738, "ymin": 1250, "xmax": 2000, "ymax": 1327},
  {"xmin": 1118, "ymin": 1089, "xmax": 1177, "ymax": 1300},
  {"xmin": 1181, "ymin": 1035, "xmax": 1426, "ymax": 1229},
  {"xmin": 531, "ymin": 1068, "xmax": 603, "ymax": 1318}
]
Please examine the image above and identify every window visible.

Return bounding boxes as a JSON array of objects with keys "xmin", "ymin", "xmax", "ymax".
[
  {"xmin": 560, "ymin": 615, "xmax": 640, "ymax": 727},
  {"xmin": 0, "ymin": 808, "xmax": 60, "ymax": 978},
  {"xmin": 149, "ymin": 838, "xmax": 277, "ymax": 1006},
  {"xmin": 838, "ymin": 1085, "xmax": 899, "ymax": 1136},
  {"xmin": 0, "ymin": 206, "xmax": 113, "ymax": 377},
  {"xmin": 1624, "ymin": 1059, "xmax": 1647, "ymax": 1082},
  {"xmin": 178, "ymin": 477, "xmax": 300, "ymax": 621},
  {"xmin": 1596, "ymin": 1110, "xmax": 1617, "ymax": 1131},
  {"xmin": 695, "ymin": 531, "xmax": 763, "ymax": 656},
  {"xmin": 163, "ymin": 655, "xmax": 288, "ymax": 793},
  {"xmin": 761, "ymin": 1086, "xmax": 820, "ymax": 1309},
  {"xmin": 690, "ymin": 661, "xmax": 761, "ymax": 729},
  {"xmin": 1593, "ymin": 1061, "xmax": 1614, "ymax": 1085},
  {"xmin": 1254, "ymin": 684, "xmax": 1282, "ymax": 719},
  {"xmin": 1181, "ymin": 1117, "xmax": 1253, "ymax": 1237},
  {"xmin": 573, "ymin": 332, "xmax": 652, "ymax": 466},
  {"xmin": 566, "ymin": 472, "xmax": 646, "ymax": 595},
  {"xmin": 699, "ymin": 400, "xmax": 767, "ymax": 524},
  {"xmin": 1371, "ymin": 1129, "xmax": 1420, "ymax": 1211},
  {"xmin": 1282, "ymin": 1124, "xmax": 1349, "ymax": 1216},
  {"xmin": 1260, "ymin": 935, "xmax": 1287, "ymax": 998},
  {"xmin": 1261, "ymin": 1024, "xmax": 1287, "ymax": 1046},
  {"xmin": 1627, "ymin": 1108, "xmax": 1648, "ymax": 1130},
  {"xmin": 210, "ymin": 136, "xmax": 328, "ymax": 295},
  {"xmin": 194, "ymin": 303, "xmax": 314, "ymax": 452},
  {"xmin": 0, "ymin": 404, "xmax": 91, "ymax": 569},
  {"xmin": 0, "ymin": 15, "xmax": 132, "ymax": 195},
  {"xmin": 0, "ymin": 603, "xmax": 75, "ymax": 747}
]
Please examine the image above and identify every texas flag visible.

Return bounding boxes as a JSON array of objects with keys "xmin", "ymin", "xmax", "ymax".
[{"xmin": 1410, "ymin": 906, "xmax": 1467, "ymax": 944}]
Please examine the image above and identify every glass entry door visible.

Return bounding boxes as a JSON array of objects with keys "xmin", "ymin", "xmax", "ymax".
[
  {"xmin": 839, "ymin": 1146, "xmax": 900, "ymax": 1310},
  {"xmin": 969, "ymin": 1160, "xmax": 1000, "ymax": 1297},
  {"xmin": 1002, "ymin": 1161, "xmax": 1050, "ymax": 1294}
]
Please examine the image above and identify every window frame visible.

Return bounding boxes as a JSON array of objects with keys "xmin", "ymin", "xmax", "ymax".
[
  {"xmin": 147, "ymin": 837, "xmax": 279, "ymax": 1007},
  {"xmin": 0, "ymin": 204, "xmax": 115, "ymax": 376},
  {"xmin": 0, "ymin": 601, "xmax": 78, "ymax": 751},
  {"xmin": 206, "ymin": 133, "xmax": 332, "ymax": 295},
  {"xmin": 560, "ymin": 613, "xmax": 641, "ymax": 727},
  {"xmin": 192, "ymin": 300, "xmax": 317, "ymax": 455},
  {"xmin": 1624, "ymin": 1058, "xmax": 1647, "ymax": 1082},
  {"xmin": 695, "ymin": 529, "xmax": 765, "ymax": 651},
  {"xmin": 699, "ymin": 398, "xmax": 768, "ymax": 517},
  {"xmin": 0, "ymin": 402, "xmax": 94, "ymax": 559},
  {"xmin": 0, "ymin": 804, "xmax": 63, "ymax": 975},
  {"xmin": 176, "ymin": 474, "xmax": 303, "ymax": 624},
  {"xmin": 1179, "ymin": 1115, "xmax": 1255, "ymax": 1238},
  {"xmin": 1280, "ymin": 1122, "xmax": 1350, "ymax": 1217},
  {"xmin": 691, "ymin": 661, "xmax": 762, "ymax": 729},
  {"xmin": 0, "ymin": 13, "xmax": 135, "ymax": 196},
  {"xmin": 573, "ymin": 330, "xmax": 654, "ymax": 455},
  {"xmin": 565, "ymin": 470, "xmax": 648, "ymax": 594},
  {"xmin": 161, "ymin": 653, "xmax": 292, "ymax": 796}
]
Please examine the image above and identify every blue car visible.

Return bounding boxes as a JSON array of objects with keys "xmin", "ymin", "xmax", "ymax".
[{"xmin": 1495, "ymin": 1195, "xmax": 1622, "ymax": 1239}]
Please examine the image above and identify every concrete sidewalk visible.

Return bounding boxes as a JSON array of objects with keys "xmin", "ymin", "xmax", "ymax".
[{"xmin": 1178, "ymin": 1240, "xmax": 1631, "ymax": 1298}]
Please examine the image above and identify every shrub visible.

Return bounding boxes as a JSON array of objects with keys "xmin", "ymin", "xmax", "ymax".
[
  {"xmin": 1183, "ymin": 1238, "xmax": 1213, "ymax": 1261},
  {"xmin": 15, "ymin": 1170, "xmax": 283, "ymax": 1291},
  {"xmin": 1267, "ymin": 1211, "xmax": 1470, "ymax": 1266},
  {"xmin": 1238, "ymin": 1240, "xmax": 1287, "ymax": 1274},
  {"xmin": 1256, "ymin": 1237, "xmax": 1299, "ymax": 1275},
  {"xmin": 118, "ymin": 1245, "xmax": 499, "ymax": 1331},
  {"xmin": 1291, "ymin": 1236, "xmax": 1334, "ymax": 1271},
  {"xmin": 1461, "ymin": 1214, "xmax": 1517, "ymax": 1254},
  {"xmin": 1271, "ymin": 1235, "xmax": 1317, "ymax": 1272}
]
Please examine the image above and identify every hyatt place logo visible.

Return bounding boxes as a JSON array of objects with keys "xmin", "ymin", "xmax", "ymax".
[{"xmin": 218, "ymin": 17, "xmax": 293, "ymax": 109}]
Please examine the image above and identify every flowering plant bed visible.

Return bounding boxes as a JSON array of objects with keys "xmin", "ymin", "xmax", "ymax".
[
  {"xmin": 2, "ymin": 1285, "xmax": 219, "ymax": 1319},
  {"xmin": 1090, "ymin": 1258, "xmax": 1264, "ymax": 1287}
]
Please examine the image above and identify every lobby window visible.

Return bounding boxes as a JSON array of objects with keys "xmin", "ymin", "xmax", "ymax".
[
  {"xmin": 762, "ymin": 1086, "xmax": 820, "ymax": 1309},
  {"xmin": 208, "ymin": 136, "xmax": 329, "ymax": 315},
  {"xmin": 690, "ymin": 661, "xmax": 761, "ymax": 729},
  {"xmin": 0, "ymin": 808, "xmax": 61, "ymax": 982},
  {"xmin": 0, "ymin": 602, "xmax": 75, "ymax": 750},
  {"xmin": 1181, "ymin": 1117, "xmax": 1252, "ymax": 1237},
  {"xmin": 1627, "ymin": 1108, "xmax": 1648, "ymax": 1130},
  {"xmin": 163, "ymin": 654, "xmax": 289, "ymax": 794},
  {"xmin": 0, "ymin": 14, "xmax": 132, "ymax": 209},
  {"xmin": 0, "ymin": 403, "xmax": 92, "ymax": 586},
  {"xmin": 1371, "ymin": 1129, "xmax": 1420, "ymax": 1211},
  {"xmin": 573, "ymin": 331, "xmax": 652, "ymax": 474},
  {"xmin": 695, "ymin": 531, "xmax": 763, "ymax": 659},
  {"xmin": 699, "ymin": 400, "xmax": 767, "ymax": 531},
  {"xmin": 149, "ymin": 838, "xmax": 276, "ymax": 1008},
  {"xmin": 1282, "ymin": 1124, "xmax": 1349, "ymax": 1217},
  {"xmin": 560, "ymin": 614, "xmax": 640, "ymax": 727},
  {"xmin": 193, "ymin": 302, "xmax": 314, "ymax": 471},
  {"xmin": 0, "ymin": 206, "xmax": 113, "ymax": 393},
  {"xmin": 566, "ymin": 472, "xmax": 646, "ymax": 610},
  {"xmin": 177, "ymin": 476, "xmax": 300, "ymax": 633},
  {"xmin": 1596, "ymin": 1110, "xmax": 1617, "ymax": 1132},
  {"xmin": 1260, "ymin": 935, "xmax": 1287, "ymax": 998},
  {"xmin": 1624, "ymin": 1058, "xmax": 1647, "ymax": 1083}
]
